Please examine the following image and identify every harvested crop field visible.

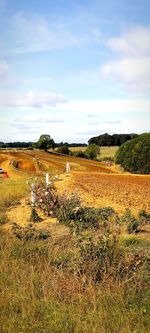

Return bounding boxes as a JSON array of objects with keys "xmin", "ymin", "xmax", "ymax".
[
  {"xmin": 0, "ymin": 149, "xmax": 149, "ymax": 215},
  {"xmin": 63, "ymin": 172, "xmax": 150, "ymax": 215}
]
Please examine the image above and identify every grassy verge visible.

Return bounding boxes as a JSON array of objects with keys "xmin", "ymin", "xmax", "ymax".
[
  {"xmin": 0, "ymin": 178, "xmax": 28, "ymax": 224},
  {"xmin": 0, "ymin": 181, "xmax": 149, "ymax": 333},
  {"xmin": 0, "ymin": 229, "xmax": 149, "ymax": 333}
]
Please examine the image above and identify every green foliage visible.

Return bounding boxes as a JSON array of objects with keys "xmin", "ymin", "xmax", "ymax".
[
  {"xmin": 72, "ymin": 150, "xmax": 85, "ymax": 158},
  {"xmin": 0, "ymin": 213, "xmax": 8, "ymax": 225},
  {"xmin": 116, "ymin": 133, "xmax": 150, "ymax": 174},
  {"xmin": 36, "ymin": 183, "xmax": 58, "ymax": 216},
  {"xmin": 127, "ymin": 219, "xmax": 141, "ymax": 234},
  {"xmin": 89, "ymin": 133, "xmax": 138, "ymax": 146},
  {"xmin": 56, "ymin": 145, "xmax": 70, "ymax": 155},
  {"xmin": 138, "ymin": 210, "xmax": 150, "ymax": 223},
  {"xmin": 78, "ymin": 233, "xmax": 122, "ymax": 282},
  {"xmin": 12, "ymin": 223, "xmax": 50, "ymax": 240},
  {"xmin": 30, "ymin": 208, "xmax": 43, "ymax": 223},
  {"xmin": 35, "ymin": 134, "xmax": 55, "ymax": 151},
  {"xmin": 121, "ymin": 208, "xmax": 141, "ymax": 234},
  {"xmin": 122, "ymin": 236, "xmax": 150, "ymax": 249},
  {"xmin": 84, "ymin": 144, "xmax": 100, "ymax": 160}
]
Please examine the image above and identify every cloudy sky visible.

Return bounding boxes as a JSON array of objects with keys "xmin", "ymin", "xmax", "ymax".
[{"xmin": 0, "ymin": 0, "xmax": 150, "ymax": 143}]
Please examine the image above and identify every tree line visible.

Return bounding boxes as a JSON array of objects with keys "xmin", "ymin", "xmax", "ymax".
[{"xmin": 88, "ymin": 133, "xmax": 138, "ymax": 146}]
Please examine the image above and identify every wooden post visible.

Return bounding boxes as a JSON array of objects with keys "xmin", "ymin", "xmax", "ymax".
[
  {"xmin": 46, "ymin": 173, "xmax": 49, "ymax": 187},
  {"xmin": 66, "ymin": 162, "xmax": 70, "ymax": 173}
]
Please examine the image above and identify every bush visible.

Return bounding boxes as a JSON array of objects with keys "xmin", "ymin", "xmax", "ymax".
[
  {"xmin": 0, "ymin": 213, "xmax": 8, "ymax": 225},
  {"xmin": 77, "ymin": 233, "xmax": 123, "ymax": 283},
  {"xmin": 56, "ymin": 146, "xmax": 70, "ymax": 155},
  {"xmin": 72, "ymin": 150, "xmax": 85, "ymax": 158},
  {"xmin": 12, "ymin": 223, "xmax": 50, "ymax": 240},
  {"xmin": 127, "ymin": 219, "xmax": 141, "ymax": 234},
  {"xmin": 116, "ymin": 133, "xmax": 150, "ymax": 174},
  {"xmin": 84, "ymin": 144, "xmax": 100, "ymax": 160},
  {"xmin": 36, "ymin": 183, "xmax": 58, "ymax": 216}
]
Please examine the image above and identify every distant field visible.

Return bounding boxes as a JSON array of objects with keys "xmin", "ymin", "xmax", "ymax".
[
  {"xmin": 69, "ymin": 146, "xmax": 87, "ymax": 152},
  {"xmin": 98, "ymin": 146, "xmax": 118, "ymax": 159},
  {"xmin": 70, "ymin": 146, "xmax": 118, "ymax": 159}
]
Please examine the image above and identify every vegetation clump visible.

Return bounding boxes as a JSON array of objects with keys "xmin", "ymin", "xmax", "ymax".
[
  {"xmin": 12, "ymin": 223, "xmax": 50, "ymax": 240},
  {"xmin": 116, "ymin": 133, "xmax": 150, "ymax": 174}
]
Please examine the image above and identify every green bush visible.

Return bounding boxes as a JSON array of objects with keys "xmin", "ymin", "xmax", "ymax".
[
  {"xmin": 115, "ymin": 133, "xmax": 150, "ymax": 174},
  {"xmin": 72, "ymin": 150, "xmax": 85, "ymax": 158},
  {"xmin": 56, "ymin": 145, "xmax": 70, "ymax": 155},
  {"xmin": 0, "ymin": 213, "xmax": 8, "ymax": 225},
  {"xmin": 12, "ymin": 223, "xmax": 50, "ymax": 240},
  {"xmin": 84, "ymin": 144, "xmax": 100, "ymax": 160}
]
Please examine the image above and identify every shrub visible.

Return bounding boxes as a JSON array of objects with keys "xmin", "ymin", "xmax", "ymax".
[
  {"xmin": 0, "ymin": 213, "xmax": 8, "ymax": 225},
  {"xmin": 77, "ymin": 233, "xmax": 123, "ymax": 283},
  {"xmin": 115, "ymin": 133, "xmax": 150, "ymax": 174},
  {"xmin": 84, "ymin": 144, "xmax": 100, "ymax": 160},
  {"xmin": 36, "ymin": 183, "xmax": 58, "ymax": 216},
  {"xmin": 56, "ymin": 146, "xmax": 70, "ymax": 155},
  {"xmin": 127, "ymin": 219, "xmax": 141, "ymax": 234},
  {"xmin": 12, "ymin": 223, "xmax": 50, "ymax": 240},
  {"xmin": 138, "ymin": 210, "xmax": 150, "ymax": 223},
  {"xmin": 72, "ymin": 150, "xmax": 85, "ymax": 158},
  {"xmin": 30, "ymin": 208, "xmax": 43, "ymax": 223},
  {"xmin": 55, "ymin": 192, "xmax": 81, "ymax": 227}
]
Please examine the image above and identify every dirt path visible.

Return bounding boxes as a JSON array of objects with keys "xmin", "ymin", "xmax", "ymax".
[{"xmin": 1, "ymin": 159, "xmax": 24, "ymax": 179}]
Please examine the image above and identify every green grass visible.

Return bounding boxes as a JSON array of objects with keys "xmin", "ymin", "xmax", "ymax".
[
  {"xmin": 69, "ymin": 146, "xmax": 118, "ymax": 160},
  {"xmin": 0, "ymin": 179, "xmax": 28, "ymax": 211},
  {"xmin": 98, "ymin": 146, "xmax": 118, "ymax": 160}
]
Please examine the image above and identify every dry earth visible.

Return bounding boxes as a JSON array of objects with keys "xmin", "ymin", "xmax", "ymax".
[{"xmin": 0, "ymin": 150, "xmax": 150, "ymax": 230}]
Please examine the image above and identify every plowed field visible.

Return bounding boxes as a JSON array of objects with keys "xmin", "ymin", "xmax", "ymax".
[
  {"xmin": 0, "ymin": 149, "xmax": 149, "ymax": 215},
  {"xmin": 64, "ymin": 172, "xmax": 150, "ymax": 215}
]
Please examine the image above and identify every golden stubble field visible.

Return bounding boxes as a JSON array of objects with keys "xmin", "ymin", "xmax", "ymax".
[{"xmin": 0, "ymin": 149, "xmax": 150, "ymax": 216}]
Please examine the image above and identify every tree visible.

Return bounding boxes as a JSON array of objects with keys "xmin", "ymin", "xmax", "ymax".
[
  {"xmin": 35, "ymin": 134, "xmax": 55, "ymax": 151},
  {"xmin": 84, "ymin": 144, "xmax": 100, "ymax": 160},
  {"xmin": 115, "ymin": 133, "xmax": 150, "ymax": 174}
]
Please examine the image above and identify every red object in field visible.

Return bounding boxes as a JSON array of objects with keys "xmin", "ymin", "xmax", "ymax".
[{"xmin": 3, "ymin": 172, "xmax": 9, "ymax": 178}]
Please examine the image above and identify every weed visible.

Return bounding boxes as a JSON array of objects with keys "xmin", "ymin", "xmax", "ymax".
[
  {"xmin": 0, "ymin": 213, "xmax": 8, "ymax": 225},
  {"xmin": 30, "ymin": 208, "xmax": 43, "ymax": 223},
  {"xmin": 12, "ymin": 223, "xmax": 50, "ymax": 240}
]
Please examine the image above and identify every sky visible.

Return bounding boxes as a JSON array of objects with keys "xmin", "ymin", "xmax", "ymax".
[{"xmin": 0, "ymin": 0, "xmax": 150, "ymax": 143}]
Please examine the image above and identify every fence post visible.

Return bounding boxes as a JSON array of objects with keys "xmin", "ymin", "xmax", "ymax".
[
  {"xmin": 66, "ymin": 162, "xmax": 70, "ymax": 173},
  {"xmin": 46, "ymin": 173, "xmax": 49, "ymax": 187}
]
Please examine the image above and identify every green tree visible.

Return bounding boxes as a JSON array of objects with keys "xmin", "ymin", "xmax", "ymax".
[
  {"xmin": 84, "ymin": 144, "xmax": 100, "ymax": 160},
  {"xmin": 35, "ymin": 134, "xmax": 55, "ymax": 151},
  {"xmin": 115, "ymin": 133, "xmax": 150, "ymax": 174}
]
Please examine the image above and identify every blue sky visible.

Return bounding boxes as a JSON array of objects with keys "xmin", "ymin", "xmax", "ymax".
[{"xmin": 0, "ymin": 0, "xmax": 150, "ymax": 143}]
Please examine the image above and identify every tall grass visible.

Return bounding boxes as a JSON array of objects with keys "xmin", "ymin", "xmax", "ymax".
[
  {"xmin": 0, "ymin": 179, "xmax": 28, "ymax": 211},
  {"xmin": 0, "ymin": 229, "xmax": 149, "ymax": 333},
  {"xmin": 0, "ymin": 179, "xmax": 149, "ymax": 333}
]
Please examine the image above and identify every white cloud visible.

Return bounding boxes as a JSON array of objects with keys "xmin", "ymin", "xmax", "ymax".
[
  {"xmin": 60, "ymin": 99, "xmax": 150, "ymax": 114},
  {"xmin": 7, "ymin": 12, "xmax": 101, "ymax": 54},
  {"xmin": 14, "ymin": 115, "xmax": 64, "ymax": 123},
  {"xmin": 0, "ymin": 91, "xmax": 67, "ymax": 108},
  {"xmin": 102, "ymin": 26, "xmax": 150, "ymax": 93},
  {"xmin": 108, "ymin": 26, "xmax": 150, "ymax": 56}
]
